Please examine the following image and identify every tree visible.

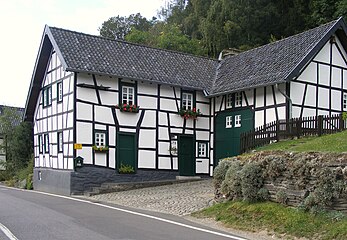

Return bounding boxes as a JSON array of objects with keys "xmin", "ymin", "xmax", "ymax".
[
  {"xmin": 99, "ymin": 13, "xmax": 154, "ymax": 40},
  {"xmin": 0, "ymin": 107, "xmax": 32, "ymax": 175}
]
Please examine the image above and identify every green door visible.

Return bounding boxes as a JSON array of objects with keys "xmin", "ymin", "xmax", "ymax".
[
  {"xmin": 215, "ymin": 108, "xmax": 253, "ymax": 165},
  {"xmin": 117, "ymin": 132, "xmax": 136, "ymax": 171},
  {"xmin": 178, "ymin": 135, "xmax": 195, "ymax": 176}
]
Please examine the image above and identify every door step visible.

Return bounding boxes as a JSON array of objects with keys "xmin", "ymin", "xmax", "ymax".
[{"xmin": 176, "ymin": 176, "xmax": 201, "ymax": 180}]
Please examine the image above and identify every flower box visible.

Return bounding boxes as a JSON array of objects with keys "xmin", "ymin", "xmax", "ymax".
[
  {"xmin": 178, "ymin": 108, "xmax": 202, "ymax": 119},
  {"xmin": 116, "ymin": 103, "xmax": 140, "ymax": 113},
  {"xmin": 92, "ymin": 145, "xmax": 109, "ymax": 152}
]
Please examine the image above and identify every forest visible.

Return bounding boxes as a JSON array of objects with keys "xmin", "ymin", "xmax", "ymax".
[{"xmin": 99, "ymin": 0, "xmax": 347, "ymax": 58}]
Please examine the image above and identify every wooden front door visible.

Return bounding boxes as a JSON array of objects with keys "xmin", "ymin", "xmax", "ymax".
[
  {"xmin": 178, "ymin": 135, "xmax": 195, "ymax": 176},
  {"xmin": 117, "ymin": 132, "xmax": 136, "ymax": 172}
]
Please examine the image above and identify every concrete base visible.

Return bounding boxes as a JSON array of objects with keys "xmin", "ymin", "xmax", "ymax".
[{"xmin": 176, "ymin": 176, "xmax": 201, "ymax": 180}]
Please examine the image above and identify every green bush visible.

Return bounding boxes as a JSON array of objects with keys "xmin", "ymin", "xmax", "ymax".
[
  {"xmin": 220, "ymin": 161, "xmax": 243, "ymax": 200},
  {"xmin": 240, "ymin": 162, "xmax": 263, "ymax": 202},
  {"xmin": 262, "ymin": 155, "xmax": 286, "ymax": 181},
  {"xmin": 257, "ymin": 188, "xmax": 270, "ymax": 201},
  {"xmin": 26, "ymin": 173, "xmax": 33, "ymax": 190},
  {"xmin": 118, "ymin": 164, "xmax": 135, "ymax": 174},
  {"xmin": 213, "ymin": 159, "xmax": 234, "ymax": 188}
]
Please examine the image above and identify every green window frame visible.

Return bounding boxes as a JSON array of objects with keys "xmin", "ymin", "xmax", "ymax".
[
  {"xmin": 57, "ymin": 81, "xmax": 63, "ymax": 103},
  {"xmin": 44, "ymin": 134, "xmax": 49, "ymax": 153},
  {"xmin": 42, "ymin": 85, "xmax": 52, "ymax": 108},
  {"xmin": 94, "ymin": 130, "xmax": 108, "ymax": 148},
  {"xmin": 181, "ymin": 90, "xmax": 196, "ymax": 110},
  {"xmin": 38, "ymin": 135, "xmax": 43, "ymax": 153},
  {"xmin": 197, "ymin": 141, "xmax": 208, "ymax": 158},
  {"xmin": 57, "ymin": 131, "xmax": 63, "ymax": 153},
  {"xmin": 119, "ymin": 80, "xmax": 137, "ymax": 106}
]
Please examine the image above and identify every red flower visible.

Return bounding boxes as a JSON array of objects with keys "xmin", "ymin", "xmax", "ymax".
[
  {"xmin": 123, "ymin": 108, "xmax": 127, "ymax": 111},
  {"xmin": 193, "ymin": 108, "xmax": 196, "ymax": 112},
  {"xmin": 123, "ymin": 103, "xmax": 127, "ymax": 107}
]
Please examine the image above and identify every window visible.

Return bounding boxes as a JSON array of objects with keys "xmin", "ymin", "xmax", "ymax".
[
  {"xmin": 95, "ymin": 131, "xmax": 106, "ymax": 147},
  {"xmin": 44, "ymin": 134, "xmax": 49, "ymax": 153},
  {"xmin": 198, "ymin": 142, "xmax": 208, "ymax": 157},
  {"xmin": 235, "ymin": 92, "xmax": 242, "ymax": 107},
  {"xmin": 343, "ymin": 93, "xmax": 347, "ymax": 111},
  {"xmin": 235, "ymin": 115, "xmax": 241, "ymax": 127},
  {"xmin": 226, "ymin": 93, "xmax": 233, "ymax": 108},
  {"xmin": 170, "ymin": 140, "xmax": 178, "ymax": 155},
  {"xmin": 226, "ymin": 116, "xmax": 232, "ymax": 128},
  {"xmin": 57, "ymin": 82, "xmax": 63, "ymax": 102},
  {"xmin": 42, "ymin": 86, "xmax": 52, "ymax": 107},
  {"xmin": 57, "ymin": 132, "xmax": 63, "ymax": 153},
  {"xmin": 182, "ymin": 92, "xmax": 193, "ymax": 110},
  {"xmin": 38, "ymin": 135, "xmax": 43, "ymax": 153},
  {"xmin": 122, "ymin": 86, "xmax": 134, "ymax": 105}
]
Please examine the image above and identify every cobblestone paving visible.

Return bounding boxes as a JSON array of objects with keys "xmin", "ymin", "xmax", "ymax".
[{"xmin": 89, "ymin": 179, "xmax": 214, "ymax": 216}]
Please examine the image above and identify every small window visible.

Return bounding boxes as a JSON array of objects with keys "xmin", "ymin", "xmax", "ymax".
[
  {"xmin": 235, "ymin": 92, "xmax": 242, "ymax": 107},
  {"xmin": 122, "ymin": 86, "xmax": 134, "ymax": 105},
  {"xmin": 182, "ymin": 92, "xmax": 193, "ymax": 110},
  {"xmin": 57, "ymin": 82, "xmax": 63, "ymax": 102},
  {"xmin": 44, "ymin": 134, "xmax": 49, "ymax": 153},
  {"xmin": 42, "ymin": 86, "xmax": 52, "ymax": 107},
  {"xmin": 38, "ymin": 135, "xmax": 43, "ymax": 153},
  {"xmin": 57, "ymin": 132, "xmax": 63, "ymax": 153},
  {"xmin": 226, "ymin": 93, "xmax": 233, "ymax": 108},
  {"xmin": 235, "ymin": 115, "xmax": 241, "ymax": 127},
  {"xmin": 170, "ymin": 140, "xmax": 178, "ymax": 155},
  {"xmin": 95, "ymin": 131, "xmax": 106, "ymax": 147},
  {"xmin": 198, "ymin": 142, "xmax": 207, "ymax": 157},
  {"xmin": 226, "ymin": 116, "xmax": 232, "ymax": 128},
  {"xmin": 343, "ymin": 93, "xmax": 347, "ymax": 111}
]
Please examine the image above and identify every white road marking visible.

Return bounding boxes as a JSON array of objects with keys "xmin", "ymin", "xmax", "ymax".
[
  {"xmin": 0, "ymin": 186, "xmax": 248, "ymax": 240},
  {"xmin": 0, "ymin": 222, "xmax": 19, "ymax": 240}
]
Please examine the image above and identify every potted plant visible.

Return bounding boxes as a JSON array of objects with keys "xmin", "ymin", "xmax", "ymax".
[
  {"xmin": 116, "ymin": 103, "xmax": 140, "ymax": 113},
  {"xmin": 178, "ymin": 107, "xmax": 202, "ymax": 119},
  {"xmin": 92, "ymin": 145, "xmax": 109, "ymax": 152}
]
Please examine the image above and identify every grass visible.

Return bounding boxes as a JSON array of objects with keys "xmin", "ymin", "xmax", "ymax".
[
  {"xmin": 255, "ymin": 130, "xmax": 347, "ymax": 153},
  {"xmin": 193, "ymin": 201, "xmax": 347, "ymax": 240}
]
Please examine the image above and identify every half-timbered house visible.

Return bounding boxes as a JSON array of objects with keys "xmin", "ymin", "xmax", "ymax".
[{"xmin": 24, "ymin": 17, "xmax": 347, "ymax": 195}]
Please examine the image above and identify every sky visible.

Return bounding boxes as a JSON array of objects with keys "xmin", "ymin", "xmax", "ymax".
[{"xmin": 0, "ymin": 0, "xmax": 164, "ymax": 108}]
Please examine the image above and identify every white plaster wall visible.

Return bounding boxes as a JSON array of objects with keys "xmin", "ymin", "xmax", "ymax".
[
  {"xmin": 299, "ymin": 62, "xmax": 317, "ymax": 84},
  {"xmin": 158, "ymin": 157, "xmax": 171, "ymax": 169},
  {"xmin": 290, "ymin": 82, "xmax": 305, "ymax": 105},
  {"xmin": 331, "ymin": 90, "xmax": 341, "ymax": 110},
  {"xmin": 160, "ymin": 85, "xmax": 176, "ymax": 98},
  {"xmin": 255, "ymin": 88, "xmax": 264, "ymax": 108},
  {"xmin": 159, "ymin": 112, "xmax": 168, "ymax": 125},
  {"xmin": 332, "ymin": 68, "xmax": 342, "ymax": 88},
  {"xmin": 78, "ymin": 148, "xmax": 92, "ymax": 164},
  {"xmin": 138, "ymin": 96, "xmax": 157, "ymax": 109},
  {"xmin": 158, "ymin": 127, "xmax": 169, "ymax": 141},
  {"xmin": 77, "ymin": 87, "xmax": 98, "ymax": 104},
  {"xmin": 138, "ymin": 151, "xmax": 156, "ymax": 168},
  {"xmin": 139, "ymin": 129, "xmax": 156, "ymax": 148},
  {"xmin": 196, "ymin": 160, "xmax": 209, "ymax": 174},
  {"xmin": 318, "ymin": 88, "xmax": 329, "ymax": 109},
  {"xmin": 314, "ymin": 41, "xmax": 330, "ymax": 64},
  {"xmin": 319, "ymin": 64, "xmax": 330, "ymax": 86},
  {"xmin": 255, "ymin": 110, "xmax": 264, "ymax": 128},
  {"xmin": 265, "ymin": 86, "xmax": 274, "ymax": 106},
  {"xmin": 305, "ymin": 85, "xmax": 317, "ymax": 107},
  {"xmin": 117, "ymin": 110, "xmax": 141, "ymax": 126},
  {"xmin": 196, "ymin": 131, "xmax": 209, "ymax": 141},
  {"xmin": 303, "ymin": 108, "xmax": 316, "ymax": 117},
  {"xmin": 95, "ymin": 106, "xmax": 114, "ymax": 124},
  {"xmin": 76, "ymin": 122, "xmax": 92, "ymax": 144},
  {"xmin": 100, "ymin": 91, "xmax": 118, "ymax": 106},
  {"xmin": 265, "ymin": 108, "xmax": 276, "ymax": 124},
  {"xmin": 159, "ymin": 141, "xmax": 170, "ymax": 155},
  {"xmin": 77, "ymin": 102, "xmax": 92, "ymax": 121},
  {"xmin": 109, "ymin": 149, "xmax": 116, "ymax": 169},
  {"xmin": 95, "ymin": 153, "xmax": 107, "ymax": 167},
  {"xmin": 160, "ymin": 98, "xmax": 177, "ymax": 112},
  {"xmin": 138, "ymin": 82, "xmax": 157, "ymax": 95},
  {"xmin": 196, "ymin": 117, "xmax": 209, "ymax": 129}
]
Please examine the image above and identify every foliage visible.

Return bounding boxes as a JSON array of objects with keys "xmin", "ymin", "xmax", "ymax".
[
  {"xmin": 212, "ymin": 159, "xmax": 234, "ymax": 188},
  {"xmin": 276, "ymin": 189, "xmax": 288, "ymax": 205},
  {"xmin": 193, "ymin": 201, "xmax": 347, "ymax": 240},
  {"xmin": 116, "ymin": 103, "xmax": 140, "ymax": 113},
  {"xmin": 178, "ymin": 107, "xmax": 201, "ymax": 119},
  {"xmin": 257, "ymin": 188, "xmax": 270, "ymax": 201},
  {"xmin": 220, "ymin": 160, "xmax": 243, "ymax": 200},
  {"xmin": 240, "ymin": 162, "xmax": 264, "ymax": 202},
  {"xmin": 99, "ymin": 0, "xmax": 347, "ymax": 58},
  {"xmin": 118, "ymin": 164, "xmax": 135, "ymax": 174},
  {"xmin": 92, "ymin": 145, "xmax": 109, "ymax": 152}
]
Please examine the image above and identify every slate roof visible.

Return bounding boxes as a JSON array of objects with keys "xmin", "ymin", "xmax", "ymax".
[
  {"xmin": 210, "ymin": 18, "xmax": 346, "ymax": 96},
  {"xmin": 48, "ymin": 27, "xmax": 218, "ymax": 92}
]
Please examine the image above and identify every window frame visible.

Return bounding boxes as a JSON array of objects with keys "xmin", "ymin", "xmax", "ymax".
[
  {"xmin": 57, "ymin": 81, "xmax": 63, "ymax": 103},
  {"xmin": 226, "ymin": 116, "xmax": 233, "ymax": 128},
  {"xmin": 94, "ymin": 130, "xmax": 108, "ymax": 148},
  {"xmin": 181, "ymin": 90, "xmax": 195, "ymax": 110},
  {"xmin": 38, "ymin": 135, "xmax": 43, "ymax": 154},
  {"xmin": 119, "ymin": 80, "xmax": 137, "ymax": 106},
  {"xmin": 42, "ymin": 85, "xmax": 52, "ymax": 108},
  {"xmin": 235, "ymin": 115, "xmax": 242, "ymax": 128},
  {"xmin": 57, "ymin": 131, "xmax": 63, "ymax": 153},
  {"xmin": 226, "ymin": 93, "xmax": 233, "ymax": 109},
  {"xmin": 235, "ymin": 92, "xmax": 242, "ymax": 107},
  {"xmin": 343, "ymin": 92, "xmax": 347, "ymax": 111},
  {"xmin": 197, "ymin": 141, "xmax": 208, "ymax": 158},
  {"xmin": 44, "ymin": 134, "xmax": 49, "ymax": 153}
]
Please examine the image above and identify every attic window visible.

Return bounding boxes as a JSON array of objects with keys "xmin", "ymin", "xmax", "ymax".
[
  {"xmin": 226, "ymin": 94, "xmax": 233, "ymax": 108},
  {"xmin": 42, "ymin": 86, "xmax": 52, "ymax": 108},
  {"xmin": 119, "ymin": 81, "xmax": 137, "ymax": 106},
  {"xmin": 181, "ymin": 91, "xmax": 194, "ymax": 110},
  {"xmin": 235, "ymin": 92, "xmax": 242, "ymax": 107}
]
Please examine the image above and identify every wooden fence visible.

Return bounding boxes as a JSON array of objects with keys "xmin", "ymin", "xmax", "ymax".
[{"xmin": 240, "ymin": 114, "xmax": 346, "ymax": 153}]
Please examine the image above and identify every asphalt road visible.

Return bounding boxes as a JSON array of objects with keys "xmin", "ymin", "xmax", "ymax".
[{"xmin": 0, "ymin": 186, "xmax": 247, "ymax": 240}]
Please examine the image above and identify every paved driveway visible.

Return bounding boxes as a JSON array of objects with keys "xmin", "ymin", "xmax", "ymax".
[{"xmin": 89, "ymin": 179, "xmax": 214, "ymax": 216}]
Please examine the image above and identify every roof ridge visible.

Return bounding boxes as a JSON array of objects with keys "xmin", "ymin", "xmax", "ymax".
[{"xmin": 48, "ymin": 26, "xmax": 217, "ymax": 62}]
